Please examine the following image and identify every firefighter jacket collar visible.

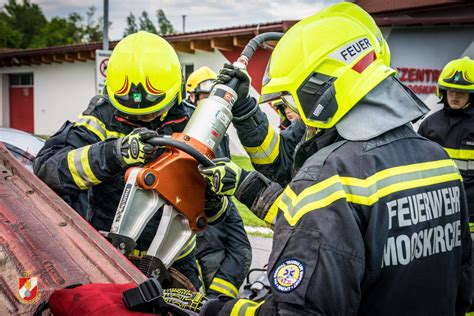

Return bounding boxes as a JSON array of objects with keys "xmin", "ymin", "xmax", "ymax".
[{"xmin": 336, "ymin": 76, "xmax": 429, "ymax": 141}]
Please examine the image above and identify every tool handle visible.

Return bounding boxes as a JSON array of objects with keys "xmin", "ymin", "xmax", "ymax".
[{"xmin": 147, "ymin": 137, "xmax": 215, "ymax": 167}]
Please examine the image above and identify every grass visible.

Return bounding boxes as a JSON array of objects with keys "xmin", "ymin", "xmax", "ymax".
[{"xmin": 231, "ymin": 155, "xmax": 271, "ymax": 237}]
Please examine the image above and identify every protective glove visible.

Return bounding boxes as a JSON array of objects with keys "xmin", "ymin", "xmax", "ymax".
[
  {"xmin": 115, "ymin": 127, "xmax": 158, "ymax": 167},
  {"xmin": 198, "ymin": 158, "xmax": 248, "ymax": 196},
  {"xmin": 204, "ymin": 186, "xmax": 229, "ymax": 223},
  {"xmin": 162, "ymin": 288, "xmax": 207, "ymax": 316},
  {"xmin": 216, "ymin": 63, "xmax": 251, "ymax": 110}
]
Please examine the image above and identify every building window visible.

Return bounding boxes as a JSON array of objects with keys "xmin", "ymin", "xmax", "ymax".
[
  {"xmin": 9, "ymin": 73, "xmax": 34, "ymax": 87},
  {"xmin": 182, "ymin": 64, "xmax": 194, "ymax": 81}
]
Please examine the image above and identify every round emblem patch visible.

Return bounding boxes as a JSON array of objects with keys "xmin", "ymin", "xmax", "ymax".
[
  {"xmin": 130, "ymin": 138, "xmax": 140, "ymax": 159},
  {"xmin": 272, "ymin": 259, "xmax": 304, "ymax": 293}
]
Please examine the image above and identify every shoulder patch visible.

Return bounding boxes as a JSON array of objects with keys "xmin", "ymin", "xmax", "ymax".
[{"xmin": 271, "ymin": 259, "xmax": 305, "ymax": 293}]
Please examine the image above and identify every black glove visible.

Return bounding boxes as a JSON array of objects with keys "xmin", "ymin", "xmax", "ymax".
[
  {"xmin": 204, "ymin": 185, "xmax": 229, "ymax": 224},
  {"xmin": 216, "ymin": 63, "xmax": 251, "ymax": 110},
  {"xmin": 115, "ymin": 127, "xmax": 159, "ymax": 167}
]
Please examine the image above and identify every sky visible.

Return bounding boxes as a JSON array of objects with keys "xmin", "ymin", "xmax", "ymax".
[{"xmin": 0, "ymin": 0, "xmax": 342, "ymax": 40}]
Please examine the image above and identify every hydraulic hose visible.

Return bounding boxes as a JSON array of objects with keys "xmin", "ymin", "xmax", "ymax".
[
  {"xmin": 147, "ymin": 137, "xmax": 215, "ymax": 167},
  {"xmin": 241, "ymin": 32, "xmax": 284, "ymax": 60},
  {"xmin": 227, "ymin": 32, "xmax": 284, "ymax": 91}
]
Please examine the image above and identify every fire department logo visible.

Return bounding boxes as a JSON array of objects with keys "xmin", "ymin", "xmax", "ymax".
[
  {"xmin": 272, "ymin": 259, "xmax": 304, "ymax": 293},
  {"xmin": 17, "ymin": 271, "xmax": 41, "ymax": 304}
]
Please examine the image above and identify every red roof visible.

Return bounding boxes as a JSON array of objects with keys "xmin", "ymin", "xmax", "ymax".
[
  {"xmin": 0, "ymin": 20, "xmax": 296, "ymax": 66},
  {"xmin": 356, "ymin": 0, "xmax": 474, "ymax": 26}
]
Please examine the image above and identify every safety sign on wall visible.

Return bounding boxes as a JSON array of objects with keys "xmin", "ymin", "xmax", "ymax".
[{"xmin": 96, "ymin": 50, "xmax": 112, "ymax": 93}]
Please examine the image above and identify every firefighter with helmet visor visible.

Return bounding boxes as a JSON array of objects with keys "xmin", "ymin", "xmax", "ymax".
[
  {"xmin": 157, "ymin": 3, "xmax": 472, "ymax": 315},
  {"xmin": 34, "ymin": 31, "xmax": 230, "ymax": 290}
]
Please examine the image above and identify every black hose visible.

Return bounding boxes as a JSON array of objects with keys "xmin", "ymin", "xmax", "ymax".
[
  {"xmin": 227, "ymin": 32, "xmax": 284, "ymax": 90},
  {"xmin": 241, "ymin": 32, "xmax": 284, "ymax": 60},
  {"xmin": 147, "ymin": 137, "xmax": 215, "ymax": 167}
]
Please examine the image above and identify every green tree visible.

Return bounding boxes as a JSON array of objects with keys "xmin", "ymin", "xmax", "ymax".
[
  {"xmin": 30, "ymin": 15, "xmax": 81, "ymax": 48},
  {"xmin": 138, "ymin": 11, "xmax": 157, "ymax": 34},
  {"xmin": 2, "ymin": 0, "xmax": 47, "ymax": 48},
  {"xmin": 157, "ymin": 9, "xmax": 174, "ymax": 35},
  {"xmin": 83, "ymin": 6, "xmax": 103, "ymax": 42},
  {"xmin": 124, "ymin": 13, "xmax": 138, "ymax": 36},
  {"xmin": 0, "ymin": 12, "xmax": 23, "ymax": 48}
]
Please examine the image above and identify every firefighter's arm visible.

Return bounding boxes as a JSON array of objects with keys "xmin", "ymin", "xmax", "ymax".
[
  {"xmin": 34, "ymin": 114, "xmax": 158, "ymax": 194},
  {"xmin": 34, "ymin": 120, "xmax": 121, "ymax": 194},
  {"xmin": 207, "ymin": 203, "xmax": 252, "ymax": 298},
  {"xmin": 233, "ymin": 97, "xmax": 305, "ymax": 186},
  {"xmin": 199, "ymin": 159, "xmax": 282, "ymax": 226}
]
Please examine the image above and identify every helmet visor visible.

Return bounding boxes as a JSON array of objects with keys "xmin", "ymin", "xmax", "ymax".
[
  {"xmin": 195, "ymin": 79, "xmax": 215, "ymax": 94},
  {"xmin": 260, "ymin": 91, "xmax": 298, "ymax": 113},
  {"xmin": 114, "ymin": 82, "xmax": 167, "ymax": 110},
  {"xmin": 118, "ymin": 94, "xmax": 178, "ymax": 121}
]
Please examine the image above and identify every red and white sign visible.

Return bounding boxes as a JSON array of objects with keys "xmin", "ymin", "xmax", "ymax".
[
  {"xmin": 396, "ymin": 67, "xmax": 442, "ymax": 95},
  {"xmin": 96, "ymin": 49, "xmax": 112, "ymax": 94}
]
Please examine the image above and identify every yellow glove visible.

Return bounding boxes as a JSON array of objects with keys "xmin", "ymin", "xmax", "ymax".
[
  {"xmin": 199, "ymin": 158, "xmax": 247, "ymax": 196},
  {"xmin": 115, "ymin": 127, "xmax": 158, "ymax": 167},
  {"xmin": 162, "ymin": 288, "xmax": 207, "ymax": 316}
]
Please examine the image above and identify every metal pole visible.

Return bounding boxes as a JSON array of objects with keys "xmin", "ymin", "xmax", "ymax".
[
  {"xmin": 103, "ymin": 0, "xmax": 109, "ymax": 50},
  {"xmin": 182, "ymin": 15, "xmax": 187, "ymax": 33}
]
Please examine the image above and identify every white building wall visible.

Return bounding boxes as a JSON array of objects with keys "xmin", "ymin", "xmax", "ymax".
[
  {"xmin": 0, "ymin": 61, "xmax": 96, "ymax": 135},
  {"xmin": 0, "ymin": 50, "xmax": 279, "ymax": 156}
]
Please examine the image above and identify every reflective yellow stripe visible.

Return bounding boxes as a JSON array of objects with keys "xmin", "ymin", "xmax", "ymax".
[
  {"xmin": 80, "ymin": 146, "xmax": 101, "ymax": 185},
  {"xmin": 444, "ymin": 147, "xmax": 474, "ymax": 160},
  {"xmin": 264, "ymin": 192, "xmax": 283, "ymax": 225},
  {"xmin": 243, "ymin": 124, "xmax": 280, "ymax": 165},
  {"xmin": 338, "ymin": 159, "xmax": 457, "ymax": 188},
  {"xmin": 230, "ymin": 299, "xmax": 263, "ymax": 316},
  {"xmin": 67, "ymin": 149, "xmax": 87, "ymax": 189},
  {"xmin": 75, "ymin": 115, "xmax": 125, "ymax": 140},
  {"xmin": 207, "ymin": 197, "xmax": 229, "ymax": 223},
  {"xmin": 131, "ymin": 249, "xmax": 147, "ymax": 257},
  {"xmin": 195, "ymin": 259, "xmax": 205, "ymax": 293},
  {"xmin": 209, "ymin": 277, "xmax": 238, "ymax": 298},
  {"xmin": 176, "ymin": 235, "xmax": 196, "ymax": 260},
  {"xmin": 67, "ymin": 146, "xmax": 101, "ymax": 189},
  {"xmin": 279, "ymin": 159, "xmax": 462, "ymax": 226}
]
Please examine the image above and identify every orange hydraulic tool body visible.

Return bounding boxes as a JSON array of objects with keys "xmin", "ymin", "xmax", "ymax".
[{"xmin": 105, "ymin": 32, "xmax": 283, "ymax": 279}]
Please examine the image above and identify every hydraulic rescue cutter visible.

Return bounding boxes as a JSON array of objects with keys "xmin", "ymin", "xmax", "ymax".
[{"xmin": 104, "ymin": 32, "xmax": 284, "ymax": 281}]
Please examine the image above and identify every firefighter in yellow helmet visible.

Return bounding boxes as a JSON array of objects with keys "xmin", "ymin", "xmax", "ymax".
[
  {"xmin": 418, "ymin": 56, "xmax": 474, "ymax": 313},
  {"xmin": 419, "ymin": 57, "xmax": 474, "ymax": 216},
  {"xmin": 157, "ymin": 3, "xmax": 472, "ymax": 315},
  {"xmin": 270, "ymin": 99, "xmax": 300, "ymax": 130},
  {"xmin": 186, "ymin": 66, "xmax": 217, "ymax": 103},
  {"xmin": 34, "ymin": 31, "xmax": 226, "ymax": 290}
]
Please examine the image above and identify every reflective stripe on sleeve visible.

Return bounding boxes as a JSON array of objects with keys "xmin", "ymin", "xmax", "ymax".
[
  {"xmin": 74, "ymin": 115, "xmax": 125, "ymax": 140},
  {"xmin": 230, "ymin": 299, "xmax": 264, "ymax": 316},
  {"xmin": 209, "ymin": 277, "xmax": 238, "ymax": 298},
  {"xmin": 452, "ymin": 159, "xmax": 474, "ymax": 171},
  {"xmin": 176, "ymin": 235, "xmax": 196, "ymax": 261},
  {"xmin": 207, "ymin": 197, "xmax": 229, "ymax": 223},
  {"xmin": 67, "ymin": 146, "xmax": 101, "ymax": 189},
  {"xmin": 278, "ymin": 159, "xmax": 462, "ymax": 226},
  {"xmin": 243, "ymin": 124, "xmax": 280, "ymax": 165},
  {"xmin": 444, "ymin": 147, "xmax": 474, "ymax": 161},
  {"xmin": 263, "ymin": 192, "xmax": 283, "ymax": 225}
]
